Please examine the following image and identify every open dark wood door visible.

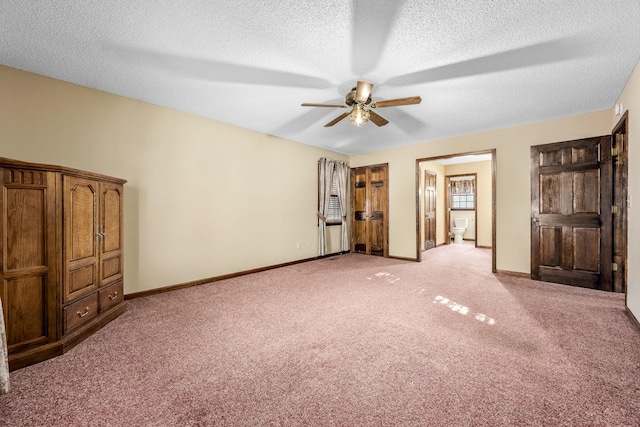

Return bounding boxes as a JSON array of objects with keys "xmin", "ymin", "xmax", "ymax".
[
  {"xmin": 611, "ymin": 113, "xmax": 628, "ymax": 294},
  {"xmin": 351, "ymin": 164, "xmax": 388, "ymax": 257},
  {"xmin": 424, "ymin": 171, "xmax": 436, "ymax": 250},
  {"xmin": 531, "ymin": 136, "xmax": 612, "ymax": 291}
]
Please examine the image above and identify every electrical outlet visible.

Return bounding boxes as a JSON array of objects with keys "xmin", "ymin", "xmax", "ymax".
[{"xmin": 296, "ymin": 241, "xmax": 301, "ymax": 249}]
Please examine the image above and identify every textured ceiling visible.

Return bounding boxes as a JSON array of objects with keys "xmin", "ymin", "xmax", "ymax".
[{"xmin": 1, "ymin": 1, "xmax": 639, "ymax": 155}]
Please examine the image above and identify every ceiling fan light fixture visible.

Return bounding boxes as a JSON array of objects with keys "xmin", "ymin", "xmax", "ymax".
[
  {"xmin": 349, "ymin": 104, "xmax": 370, "ymax": 127},
  {"xmin": 301, "ymin": 80, "xmax": 420, "ymax": 128}
]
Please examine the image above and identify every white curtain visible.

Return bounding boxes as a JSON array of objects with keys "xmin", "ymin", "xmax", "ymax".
[
  {"xmin": 335, "ymin": 160, "xmax": 350, "ymax": 251},
  {"xmin": 0, "ymin": 300, "xmax": 9, "ymax": 395},
  {"xmin": 318, "ymin": 158, "xmax": 334, "ymax": 256}
]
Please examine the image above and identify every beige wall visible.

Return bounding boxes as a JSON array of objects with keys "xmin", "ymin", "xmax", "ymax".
[
  {"xmin": 3, "ymin": 61, "xmax": 635, "ymax": 321},
  {"xmin": 0, "ymin": 65, "xmax": 348, "ymax": 294},
  {"xmin": 350, "ymin": 109, "xmax": 612, "ymax": 273},
  {"xmin": 614, "ymin": 60, "xmax": 640, "ymax": 319},
  {"xmin": 445, "ymin": 161, "xmax": 493, "ymax": 247}
]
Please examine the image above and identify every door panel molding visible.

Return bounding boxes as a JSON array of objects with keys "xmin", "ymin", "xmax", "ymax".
[{"xmin": 531, "ymin": 135, "xmax": 613, "ymax": 291}]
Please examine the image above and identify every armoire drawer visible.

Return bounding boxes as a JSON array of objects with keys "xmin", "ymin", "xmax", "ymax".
[
  {"xmin": 99, "ymin": 281, "xmax": 124, "ymax": 313},
  {"xmin": 64, "ymin": 293, "xmax": 99, "ymax": 333}
]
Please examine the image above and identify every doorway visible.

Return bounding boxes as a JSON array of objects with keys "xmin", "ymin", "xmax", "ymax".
[
  {"xmin": 415, "ymin": 150, "xmax": 496, "ymax": 271},
  {"xmin": 446, "ymin": 174, "xmax": 478, "ymax": 246}
]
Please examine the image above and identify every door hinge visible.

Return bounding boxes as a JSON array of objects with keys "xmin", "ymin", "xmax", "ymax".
[
  {"xmin": 612, "ymin": 205, "xmax": 618, "ymax": 214},
  {"xmin": 612, "ymin": 263, "xmax": 618, "ymax": 272},
  {"xmin": 611, "ymin": 147, "xmax": 619, "ymax": 157}
]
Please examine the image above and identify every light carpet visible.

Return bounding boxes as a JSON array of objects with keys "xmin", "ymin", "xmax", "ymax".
[{"xmin": 1, "ymin": 245, "xmax": 639, "ymax": 426}]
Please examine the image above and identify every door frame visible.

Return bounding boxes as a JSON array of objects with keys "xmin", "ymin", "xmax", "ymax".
[{"xmin": 415, "ymin": 149, "xmax": 496, "ymax": 272}]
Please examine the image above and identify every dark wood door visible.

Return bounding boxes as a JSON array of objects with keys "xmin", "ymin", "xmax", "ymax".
[
  {"xmin": 531, "ymin": 135, "xmax": 613, "ymax": 290},
  {"xmin": 0, "ymin": 168, "xmax": 59, "ymax": 355},
  {"xmin": 424, "ymin": 171, "xmax": 436, "ymax": 250},
  {"xmin": 351, "ymin": 164, "xmax": 388, "ymax": 257},
  {"xmin": 611, "ymin": 116, "xmax": 628, "ymax": 294}
]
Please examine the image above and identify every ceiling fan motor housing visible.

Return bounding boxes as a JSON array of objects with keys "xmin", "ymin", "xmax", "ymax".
[{"xmin": 345, "ymin": 88, "xmax": 371, "ymax": 107}]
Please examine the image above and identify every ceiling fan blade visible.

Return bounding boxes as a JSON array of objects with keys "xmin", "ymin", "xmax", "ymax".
[
  {"xmin": 355, "ymin": 80, "xmax": 374, "ymax": 103},
  {"xmin": 351, "ymin": 0, "xmax": 403, "ymax": 75},
  {"xmin": 324, "ymin": 113, "xmax": 349, "ymax": 127},
  {"xmin": 372, "ymin": 96, "xmax": 422, "ymax": 108},
  {"xmin": 301, "ymin": 103, "xmax": 346, "ymax": 108},
  {"xmin": 368, "ymin": 110, "xmax": 389, "ymax": 127},
  {"xmin": 385, "ymin": 37, "xmax": 590, "ymax": 86},
  {"xmin": 106, "ymin": 43, "xmax": 333, "ymax": 89}
]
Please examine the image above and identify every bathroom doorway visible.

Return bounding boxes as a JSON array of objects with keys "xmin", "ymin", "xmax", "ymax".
[
  {"xmin": 446, "ymin": 174, "xmax": 477, "ymax": 246},
  {"xmin": 415, "ymin": 149, "xmax": 496, "ymax": 271}
]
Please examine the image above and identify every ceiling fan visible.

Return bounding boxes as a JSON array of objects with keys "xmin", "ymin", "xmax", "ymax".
[{"xmin": 301, "ymin": 80, "xmax": 421, "ymax": 128}]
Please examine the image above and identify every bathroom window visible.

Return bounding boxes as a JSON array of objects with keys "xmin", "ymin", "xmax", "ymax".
[
  {"xmin": 450, "ymin": 177, "xmax": 476, "ymax": 210},
  {"xmin": 452, "ymin": 193, "xmax": 475, "ymax": 209}
]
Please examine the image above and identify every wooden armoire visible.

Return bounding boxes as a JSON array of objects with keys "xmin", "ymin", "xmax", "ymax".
[{"xmin": 0, "ymin": 157, "xmax": 126, "ymax": 370}]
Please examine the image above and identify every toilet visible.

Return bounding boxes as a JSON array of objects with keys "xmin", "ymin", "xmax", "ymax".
[{"xmin": 452, "ymin": 218, "xmax": 468, "ymax": 243}]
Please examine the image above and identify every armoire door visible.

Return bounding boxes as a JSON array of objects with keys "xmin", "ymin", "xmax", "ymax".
[
  {"xmin": 531, "ymin": 135, "xmax": 612, "ymax": 290},
  {"xmin": 64, "ymin": 176, "xmax": 99, "ymax": 303},
  {"xmin": 99, "ymin": 181, "xmax": 123, "ymax": 288},
  {"xmin": 351, "ymin": 164, "xmax": 388, "ymax": 257},
  {"xmin": 0, "ymin": 168, "xmax": 59, "ymax": 355}
]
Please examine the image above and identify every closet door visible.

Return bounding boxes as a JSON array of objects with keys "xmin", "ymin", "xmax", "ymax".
[
  {"xmin": 63, "ymin": 176, "xmax": 99, "ymax": 303},
  {"xmin": 0, "ymin": 168, "xmax": 59, "ymax": 355},
  {"xmin": 351, "ymin": 164, "xmax": 388, "ymax": 256}
]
